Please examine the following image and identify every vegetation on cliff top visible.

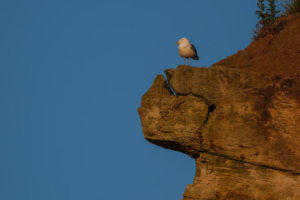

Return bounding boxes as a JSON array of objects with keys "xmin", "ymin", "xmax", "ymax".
[
  {"xmin": 281, "ymin": 0, "xmax": 300, "ymax": 14},
  {"xmin": 252, "ymin": 0, "xmax": 300, "ymax": 40}
]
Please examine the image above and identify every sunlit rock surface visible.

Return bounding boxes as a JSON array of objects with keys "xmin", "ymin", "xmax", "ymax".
[{"xmin": 138, "ymin": 65, "xmax": 300, "ymax": 200}]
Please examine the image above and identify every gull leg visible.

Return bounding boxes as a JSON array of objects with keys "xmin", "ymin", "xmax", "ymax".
[{"xmin": 188, "ymin": 57, "xmax": 190, "ymax": 66}]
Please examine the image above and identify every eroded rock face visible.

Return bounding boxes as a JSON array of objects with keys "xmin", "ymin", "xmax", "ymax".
[
  {"xmin": 138, "ymin": 65, "xmax": 300, "ymax": 199},
  {"xmin": 138, "ymin": 75, "xmax": 208, "ymax": 158},
  {"xmin": 184, "ymin": 153, "xmax": 300, "ymax": 200}
]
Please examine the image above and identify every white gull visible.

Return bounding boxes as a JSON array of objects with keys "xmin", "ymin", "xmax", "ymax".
[{"xmin": 175, "ymin": 37, "xmax": 199, "ymax": 66}]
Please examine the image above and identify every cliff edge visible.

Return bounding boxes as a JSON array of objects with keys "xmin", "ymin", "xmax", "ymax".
[{"xmin": 138, "ymin": 15, "xmax": 300, "ymax": 200}]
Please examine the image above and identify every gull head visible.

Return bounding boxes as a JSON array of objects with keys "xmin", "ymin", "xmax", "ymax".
[{"xmin": 175, "ymin": 37, "xmax": 190, "ymax": 45}]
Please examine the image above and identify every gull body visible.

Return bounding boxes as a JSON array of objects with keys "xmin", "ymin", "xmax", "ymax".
[{"xmin": 175, "ymin": 37, "xmax": 199, "ymax": 66}]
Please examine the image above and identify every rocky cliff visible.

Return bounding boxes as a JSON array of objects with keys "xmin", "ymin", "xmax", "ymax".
[
  {"xmin": 138, "ymin": 14, "xmax": 300, "ymax": 200},
  {"xmin": 138, "ymin": 66, "xmax": 300, "ymax": 199}
]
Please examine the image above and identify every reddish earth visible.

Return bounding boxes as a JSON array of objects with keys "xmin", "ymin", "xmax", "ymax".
[{"xmin": 212, "ymin": 13, "xmax": 300, "ymax": 78}]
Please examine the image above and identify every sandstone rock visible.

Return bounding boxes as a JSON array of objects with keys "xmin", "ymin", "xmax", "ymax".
[
  {"xmin": 138, "ymin": 65, "xmax": 300, "ymax": 199},
  {"xmin": 183, "ymin": 153, "xmax": 300, "ymax": 200},
  {"xmin": 138, "ymin": 75, "xmax": 208, "ymax": 158}
]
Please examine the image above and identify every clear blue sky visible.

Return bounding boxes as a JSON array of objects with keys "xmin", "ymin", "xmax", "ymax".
[{"xmin": 1, "ymin": 1, "xmax": 260, "ymax": 200}]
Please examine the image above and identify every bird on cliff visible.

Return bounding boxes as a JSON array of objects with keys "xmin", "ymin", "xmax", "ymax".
[{"xmin": 175, "ymin": 37, "xmax": 199, "ymax": 66}]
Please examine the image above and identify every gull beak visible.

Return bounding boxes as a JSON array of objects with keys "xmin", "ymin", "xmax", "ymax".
[{"xmin": 175, "ymin": 41, "xmax": 180, "ymax": 44}]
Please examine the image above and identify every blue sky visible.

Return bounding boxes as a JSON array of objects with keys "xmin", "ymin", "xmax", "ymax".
[{"xmin": 1, "ymin": 1, "xmax": 259, "ymax": 199}]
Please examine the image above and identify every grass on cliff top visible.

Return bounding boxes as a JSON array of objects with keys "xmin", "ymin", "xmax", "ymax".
[{"xmin": 280, "ymin": 0, "xmax": 300, "ymax": 15}]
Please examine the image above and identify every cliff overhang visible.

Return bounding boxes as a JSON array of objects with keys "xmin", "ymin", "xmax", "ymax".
[{"xmin": 138, "ymin": 65, "xmax": 300, "ymax": 199}]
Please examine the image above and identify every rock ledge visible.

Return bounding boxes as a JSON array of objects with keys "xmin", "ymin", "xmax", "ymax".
[{"xmin": 138, "ymin": 65, "xmax": 300, "ymax": 200}]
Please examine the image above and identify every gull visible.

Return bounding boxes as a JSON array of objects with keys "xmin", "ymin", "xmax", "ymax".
[{"xmin": 175, "ymin": 37, "xmax": 199, "ymax": 66}]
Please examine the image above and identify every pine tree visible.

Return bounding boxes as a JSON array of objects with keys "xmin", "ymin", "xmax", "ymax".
[
  {"xmin": 253, "ymin": 0, "xmax": 284, "ymax": 40},
  {"xmin": 266, "ymin": 0, "xmax": 280, "ymax": 23},
  {"xmin": 255, "ymin": 0, "xmax": 267, "ymax": 27}
]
